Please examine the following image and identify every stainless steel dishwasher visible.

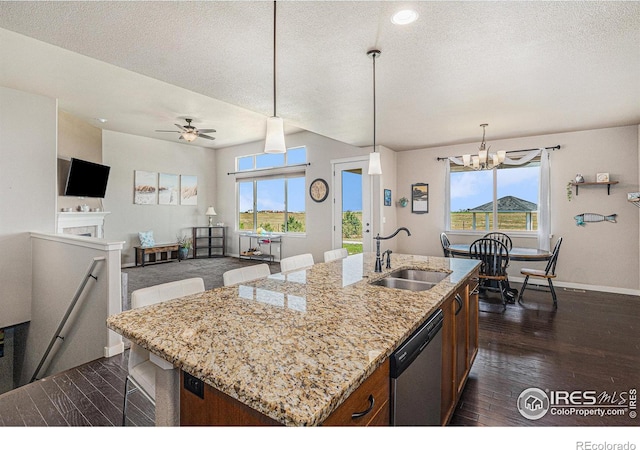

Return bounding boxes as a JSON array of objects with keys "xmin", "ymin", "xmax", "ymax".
[{"xmin": 390, "ymin": 309, "xmax": 443, "ymax": 426}]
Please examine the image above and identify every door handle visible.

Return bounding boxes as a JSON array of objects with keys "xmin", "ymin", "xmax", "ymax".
[{"xmin": 351, "ymin": 394, "xmax": 375, "ymax": 419}]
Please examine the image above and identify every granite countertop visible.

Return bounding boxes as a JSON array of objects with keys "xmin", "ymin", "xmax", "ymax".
[{"xmin": 107, "ymin": 253, "xmax": 479, "ymax": 426}]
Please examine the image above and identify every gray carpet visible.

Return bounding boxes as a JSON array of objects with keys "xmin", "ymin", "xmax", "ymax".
[{"xmin": 121, "ymin": 257, "xmax": 281, "ymax": 310}]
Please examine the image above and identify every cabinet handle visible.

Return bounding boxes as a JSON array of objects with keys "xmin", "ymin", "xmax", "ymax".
[
  {"xmin": 470, "ymin": 283, "xmax": 480, "ymax": 295},
  {"xmin": 455, "ymin": 293, "xmax": 463, "ymax": 315},
  {"xmin": 351, "ymin": 394, "xmax": 375, "ymax": 419}
]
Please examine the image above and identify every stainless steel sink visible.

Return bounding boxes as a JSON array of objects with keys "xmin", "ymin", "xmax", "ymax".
[
  {"xmin": 369, "ymin": 269, "xmax": 449, "ymax": 292},
  {"xmin": 370, "ymin": 277, "xmax": 437, "ymax": 292},
  {"xmin": 388, "ymin": 269, "xmax": 449, "ymax": 284}
]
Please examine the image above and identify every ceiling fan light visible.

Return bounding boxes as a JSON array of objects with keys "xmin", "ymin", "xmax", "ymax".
[
  {"xmin": 182, "ymin": 132, "xmax": 198, "ymax": 142},
  {"xmin": 264, "ymin": 116, "xmax": 286, "ymax": 153},
  {"xmin": 368, "ymin": 151, "xmax": 382, "ymax": 175}
]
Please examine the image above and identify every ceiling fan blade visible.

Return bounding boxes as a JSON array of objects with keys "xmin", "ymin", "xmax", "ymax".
[
  {"xmin": 196, "ymin": 128, "xmax": 216, "ymax": 133},
  {"xmin": 198, "ymin": 134, "xmax": 216, "ymax": 140},
  {"xmin": 155, "ymin": 130, "xmax": 180, "ymax": 133},
  {"xmin": 178, "ymin": 134, "xmax": 185, "ymax": 140},
  {"xmin": 174, "ymin": 123, "xmax": 187, "ymax": 131}
]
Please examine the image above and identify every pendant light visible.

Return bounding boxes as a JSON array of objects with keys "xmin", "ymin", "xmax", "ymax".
[
  {"xmin": 264, "ymin": 0, "xmax": 286, "ymax": 154},
  {"xmin": 367, "ymin": 49, "xmax": 382, "ymax": 175}
]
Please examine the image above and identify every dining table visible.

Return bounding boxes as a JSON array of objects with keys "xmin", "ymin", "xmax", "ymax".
[{"xmin": 446, "ymin": 244, "xmax": 552, "ymax": 262}]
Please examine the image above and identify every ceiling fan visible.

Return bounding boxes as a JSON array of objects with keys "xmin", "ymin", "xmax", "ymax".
[{"xmin": 155, "ymin": 118, "xmax": 216, "ymax": 142}]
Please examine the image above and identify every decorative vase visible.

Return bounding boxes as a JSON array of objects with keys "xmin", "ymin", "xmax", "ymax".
[
  {"xmin": 399, "ymin": 199, "xmax": 408, "ymax": 207},
  {"xmin": 575, "ymin": 174, "xmax": 584, "ymax": 183},
  {"xmin": 178, "ymin": 247, "xmax": 189, "ymax": 260}
]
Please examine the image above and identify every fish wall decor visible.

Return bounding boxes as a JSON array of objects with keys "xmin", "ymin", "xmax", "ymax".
[{"xmin": 574, "ymin": 213, "xmax": 617, "ymax": 226}]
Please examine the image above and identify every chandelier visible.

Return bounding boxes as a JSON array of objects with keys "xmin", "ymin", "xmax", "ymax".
[{"xmin": 462, "ymin": 124, "xmax": 506, "ymax": 170}]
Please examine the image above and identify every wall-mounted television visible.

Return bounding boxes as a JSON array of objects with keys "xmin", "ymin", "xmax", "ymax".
[{"xmin": 64, "ymin": 158, "xmax": 111, "ymax": 198}]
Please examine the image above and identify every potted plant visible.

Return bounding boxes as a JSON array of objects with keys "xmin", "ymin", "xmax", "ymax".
[
  {"xmin": 176, "ymin": 234, "xmax": 192, "ymax": 260},
  {"xmin": 398, "ymin": 197, "xmax": 409, "ymax": 207}
]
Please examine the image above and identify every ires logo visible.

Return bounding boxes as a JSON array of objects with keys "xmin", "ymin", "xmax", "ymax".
[{"xmin": 518, "ymin": 388, "xmax": 637, "ymax": 420}]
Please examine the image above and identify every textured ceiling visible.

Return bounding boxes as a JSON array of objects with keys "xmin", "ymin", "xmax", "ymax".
[{"xmin": 0, "ymin": 1, "xmax": 638, "ymax": 151}]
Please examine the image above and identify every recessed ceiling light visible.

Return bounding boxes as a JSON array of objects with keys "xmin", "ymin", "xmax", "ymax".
[
  {"xmin": 96, "ymin": 118, "xmax": 108, "ymax": 123},
  {"xmin": 391, "ymin": 9, "xmax": 419, "ymax": 25}
]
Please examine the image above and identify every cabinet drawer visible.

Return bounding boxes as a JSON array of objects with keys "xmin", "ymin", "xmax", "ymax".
[{"xmin": 323, "ymin": 359, "xmax": 390, "ymax": 426}]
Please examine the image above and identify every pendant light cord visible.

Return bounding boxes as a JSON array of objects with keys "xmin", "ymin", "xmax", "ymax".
[
  {"xmin": 273, "ymin": 0, "xmax": 277, "ymax": 118},
  {"xmin": 373, "ymin": 51, "xmax": 376, "ymax": 152}
]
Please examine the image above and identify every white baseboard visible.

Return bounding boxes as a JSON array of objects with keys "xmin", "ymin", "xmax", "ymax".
[
  {"xmin": 104, "ymin": 342, "xmax": 124, "ymax": 357},
  {"xmin": 509, "ymin": 276, "xmax": 640, "ymax": 297}
]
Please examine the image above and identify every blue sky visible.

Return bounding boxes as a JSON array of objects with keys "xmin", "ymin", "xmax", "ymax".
[{"xmin": 450, "ymin": 166, "xmax": 539, "ymax": 211}]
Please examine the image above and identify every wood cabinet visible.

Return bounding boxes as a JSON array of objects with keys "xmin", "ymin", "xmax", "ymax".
[
  {"xmin": 180, "ymin": 359, "xmax": 390, "ymax": 426},
  {"xmin": 323, "ymin": 359, "xmax": 390, "ymax": 426},
  {"xmin": 440, "ymin": 269, "xmax": 479, "ymax": 425}
]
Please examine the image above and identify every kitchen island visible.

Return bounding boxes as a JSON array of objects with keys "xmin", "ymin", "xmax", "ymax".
[{"xmin": 107, "ymin": 253, "xmax": 479, "ymax": 426}]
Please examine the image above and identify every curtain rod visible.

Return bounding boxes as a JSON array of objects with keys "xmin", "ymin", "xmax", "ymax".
[
  {"xmin": 436, "ymin": 145, "xmax": 560, "ymax": 161},
  {"xmin": 227, "ymin": 162, "xmax": 310, "ymax": 175}
]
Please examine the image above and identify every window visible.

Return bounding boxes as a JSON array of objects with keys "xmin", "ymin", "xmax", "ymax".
[
  {"xmin": 236, "ymin": 147, "xmax": 307, "ymax": 233},
  {"xmin": 448, "ymin": 153, "xmax": 542, "ymax": 232}
]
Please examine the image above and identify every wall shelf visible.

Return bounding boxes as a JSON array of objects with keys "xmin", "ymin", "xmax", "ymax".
[{"xmin": 570, "ymin": 181, "xmax": 618, "ymax": 196}]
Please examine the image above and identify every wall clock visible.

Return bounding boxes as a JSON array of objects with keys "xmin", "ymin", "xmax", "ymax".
[{"xmin": 309, "ymin": 178, "xmax": 329, "ymax": 203}]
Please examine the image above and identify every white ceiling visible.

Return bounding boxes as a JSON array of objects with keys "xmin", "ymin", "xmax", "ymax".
[{"xmin": 0, "ymin": 1, "xmax": 638, "ymax": 151}]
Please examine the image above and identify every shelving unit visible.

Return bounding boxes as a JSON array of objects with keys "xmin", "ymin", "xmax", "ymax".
[
  {"xmin": 192, "ymin": 226, "xmax": 226, "ymax": 259},
  {"xmin": 570, "ymin": 181, "xmax": 618, "ymax": 196},
  {"xmin": 238, "ymin": 233, "xmax": 282, "ymax": 264}
]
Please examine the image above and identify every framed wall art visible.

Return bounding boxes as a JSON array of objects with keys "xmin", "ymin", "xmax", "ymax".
[
  {"xmin": 134, "ymin": 170, "xmax": 157, "ymax": 205},
  {"xmin": 158, "ymin": 173, "xmax": 179, "ymax": 205},
  {"xmin": 384, "ymin": 189, "xmax": 392, "ymax": 206},
  {"xmin": 180, "ymin": 175, "xmax": 198, "ymax": 205},
  {"xmin": 411, "ymin": 183, "xmax": 429, "ymax": 214}
]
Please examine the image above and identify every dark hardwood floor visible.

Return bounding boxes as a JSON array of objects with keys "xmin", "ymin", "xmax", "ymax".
[
  {"xmin": 0, "ymin": 350, "xmax": 153, "ymax": 426},
  {"xmin": 1, "ymin": 282, "xmax": 637, "ymax": 427}
]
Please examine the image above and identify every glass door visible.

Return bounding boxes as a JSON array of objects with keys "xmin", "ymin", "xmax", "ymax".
[{"xmin": 332, "ymin": 159, "xmax": 371, "ymax": 254}]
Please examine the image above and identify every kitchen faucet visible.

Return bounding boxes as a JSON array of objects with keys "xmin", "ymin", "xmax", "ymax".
[{"xmin": 374, "ymin": 227, "xmax": 411, "ymax": 272}]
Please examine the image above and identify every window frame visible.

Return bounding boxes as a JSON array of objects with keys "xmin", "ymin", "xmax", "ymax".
[
  {"xmin": 235, "ymin": 147, "xmax": 307, "ymax": 235},
  {"xmin": 446, "ymin": 155, "xmax": 543, "ymax": 238}
]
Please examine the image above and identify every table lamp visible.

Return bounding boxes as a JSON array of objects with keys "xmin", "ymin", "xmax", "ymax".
[{"xmin": 205, "ymin": 206, "xmax": 217, "ymax": 226}]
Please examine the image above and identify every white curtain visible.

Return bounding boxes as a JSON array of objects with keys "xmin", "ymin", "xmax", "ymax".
[
  {"xmin": 448, "ymin": 149, "xmax": 551, "ymax": 250},
  {"xmin": 537, "ymin": 149, "xmax": 551, "ymax": 251}
]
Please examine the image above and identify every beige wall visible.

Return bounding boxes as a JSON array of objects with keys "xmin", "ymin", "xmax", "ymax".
[
  {"xmin": 0, "ymin": 86, "xmax": 57, "ymax": 328},
  {"xmin": 395, "ymin": 125, "xmax": 640, "ymax": 294},
  {"xmin": 57, "ymin": 110, "xmax": 103, "ymax": 211},
  {"xmin": 102, "ymin": 130, "xmax": 217, "ymax": 265}
]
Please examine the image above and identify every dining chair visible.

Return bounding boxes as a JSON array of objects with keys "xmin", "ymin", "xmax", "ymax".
[
  {"xmin": 440, "ymin": 232, "xmax": 452, "ymax": 257},
  {"xmin": 469, "ymin": 238, "xmax": 510, "ymax": 311},
  {"xmin": 280, "ymin": 253, "xmax": 315, "ymax": 272},
  {"xmin": 223, "ymin": 263, "xmax": 270, "ymax": 286},
  {"xmin": 483, "ymin": 232, "xmax": 513, "ymax": 252},
  {"xmin": 324, "ymin": 248, "xmax": 348, "ymax": 263},
  {"xmin": 123, "ymin": 277, "xmax": 205, "ymax": 426},
  {"xmin": 517, "ymin": 237, "xmax": 563, "ymax": 309}
]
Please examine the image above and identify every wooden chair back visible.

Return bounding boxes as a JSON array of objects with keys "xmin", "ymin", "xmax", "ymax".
[
  {"xmin": 470, "ymin": 238, "xmax": 510, "ymax": 280},
  {"xmin": 440, "ymin": 232, "xmax": 451, "ymax": 257},
  {"xmin": 483, "ymin": 232, "xmax": 513, "ymax": 252}
]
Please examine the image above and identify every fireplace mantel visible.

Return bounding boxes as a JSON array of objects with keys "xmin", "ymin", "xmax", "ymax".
[{"xmin": 57, "ymin": 211, "xmax": 110, "ymax": 238}]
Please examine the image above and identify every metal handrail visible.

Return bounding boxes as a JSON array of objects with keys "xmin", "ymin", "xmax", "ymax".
[{"xmin": 30, "ymin": 256, "xmax": 106, "ymax": 383}]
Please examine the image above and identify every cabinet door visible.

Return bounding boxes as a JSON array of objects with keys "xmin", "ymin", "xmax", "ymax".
[
  {"xmin": 454, "ymin": 286, "xmax": 469, "ymax": 397},
  {"xmin": 467, "ymin": 273, "xmax": 480, "ymax": 366},
  {"xmin": 440, "ymin": 293, "xmax": 456, "ymax": 425}
]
